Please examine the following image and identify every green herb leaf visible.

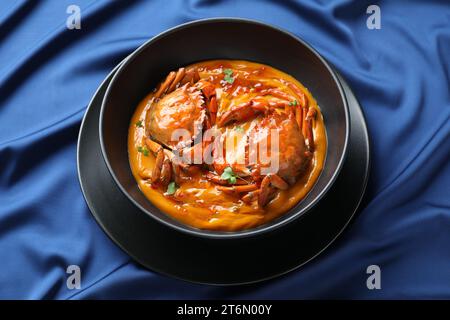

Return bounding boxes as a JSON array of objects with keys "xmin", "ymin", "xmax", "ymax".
[
  {"xmin": 223, "ymin": 68, "xmax": 233, "ymax": 76},
  {"xmin": 289, "ymin": 100, "xmax": 298, "ymax": 106},
  {"xmin": 166, "ymin": 182, "xmax": 177, "ymax": 195},
  {"xmin": 221, "ymin": 172, "xmax": 231, "ymax": 180},
  {"xmin": 137, "ymin": 146, "xmax": 149, "ymax": 156},
  {"xmin": 224, "ymin": 75, "xmax": 234, "ymax": 84},
  {"xmin": 235, "ymin": 125, "xmax": 245, "ymax": 133},
  {"xmin": 220, "ymin": 167, "xmax": 237, "ymax": 184},
  {"xmin": 135, "ymin": 120, "xmax": 143, "ymax": 128},
  {"xmin": 224, "ymin": 167, "xmax": 233, "ymax": 174},
  {"xmin": 223, "ymin": 69, "xmax": 235, "ymax": 84}
]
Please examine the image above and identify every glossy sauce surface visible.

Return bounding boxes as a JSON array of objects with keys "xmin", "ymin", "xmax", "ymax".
[{"xmin": 128, "ymin": 60, "xmax": 326, "ymax": 231}]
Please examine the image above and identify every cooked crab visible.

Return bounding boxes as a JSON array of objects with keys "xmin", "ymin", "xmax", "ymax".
[
  {"xmin": 207, "ymin": 100, "xmax": 314, "ymax": 207},
  {"xmin": 142, "ymin": 65, "xmax": 317, "ymax": 207},
  {"xmin": 143, "ymin": 67, "xmax": 217, "ymax": 186}
]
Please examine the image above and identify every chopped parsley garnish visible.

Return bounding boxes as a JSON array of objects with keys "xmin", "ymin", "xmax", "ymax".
[
  {"xmin": 135, "ymin": 120, "xmax": 143, "ymax": 128},
  {"xmin": 137, "ymin": 146, "xmax": 149, "ymax": 156},
  {"xmin": 223, "ymin": 68, "xmax": 235, "ymax": 84},
  {"xmin": 166, "ymin": 182, "xmax": 178, "ymax": 195},
  {"xmin": 223, "ymin": 68, "xmax": 233, "ymax": 76},
  {"xmin": 221, "ymin": 166, "xmax": 237, "ymax": 184},
  {"xmin": 234, "ymin": 125, "xmax": 245, "ymax": 133},
  {"xmin": 289, "ymin": 100, "xmax": 298, "ymax": 106}
]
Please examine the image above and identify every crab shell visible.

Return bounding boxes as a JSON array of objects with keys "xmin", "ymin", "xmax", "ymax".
[
  {"xmin": 212, "ymin": 110, "xmax": 310, "ymax": 185},
  {"xmin": 248, "ymin": 111, "xmax": 310, "ymax": 185},
  {"xmin": 145, "ymin": 83, "xmax": 206, "ymax": 150}
]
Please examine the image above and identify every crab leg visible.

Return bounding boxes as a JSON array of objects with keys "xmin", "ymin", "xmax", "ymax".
[
  {"xmin": 151, "ymin": 149, "xmax": 164, "ymax": 183},
  {"xmin": 146, "ymin": 138, "xmax": 185, "ymax": 169},
  {"xmin": 241, "ymin": 190, "xmax": 260, "ymax": 204},
  {"xmin": 217, "ymin": 98, "xmax": 269, "ymax": 128},
  {"xmin": 217, "ymin": 95, "xmax": 293, "ymax": 128},
  {"xmin": 160, "ymin": 143, "xmax": 200, "ymax": 177},
  {"xmin": 145, "ymin": 138, "xmax": 176, "ymax": 186},
  {"xmin": 181, "ymin": 67, "xmax": 200, "ymax": 85},
  {"xmin": 179, "ymin": 140, "xmax": 214, "ymax": 167},
  {"xmin": 286, "ymin": 81, "xmax": 310, "ymax": 134},
  {"xmin": 286, "ymin": 82, "xmax": 308, "ymax": 108},
  {"xmin": 207, "ymin": 96, "xmax": 217, "ymax": 125},
  {"xmin": 258, "ymin": 174, "xmax": 289, "ymax": 207},
  {"xmin": 217, "ymin": 184, "xmax": 258, "ymax": 194},
  {"xmin": 295, "ymin": 105, "xmax": 303, "ymax": 131},
  {"xmin": 258, "ymin": 185, "xmax": 275, "ymax": 207},
  {"xmin": 269, "ymin": 100, "xmax": 289, "ymax": 109},
  {"xmin": 304, "ymin": 107, "xmax": 317, "ymax": 151},
  {"xmin": 159, "ymin": 157, "xmax": 172, "ymax": 186},
  {"xmin": 284, "ymin": 81, "xmax": 313, "ymax": 141},
  {"xmin": 145, "ymin": 137, "xmax": 162, "ymax": 152},
  {"xmin": 154, "ymin": 71, "xmax": 176, "ymax": 98},
  {"xmin": 167, "ymin": 67, "xmax": 186, "ymax": 93},
  {"xmin": 154, "ymin": 67, "xmax": 190, "ymax": 99},
  {"xmin": 205, "ymin": 171, "xmax": 247, "ymax": 186},
  {"xmin": 198, "ymin": 82, "xmax": 216, "ymax": 100},
  {"xmin": 138, "ymin": 168, "xmax": 153, "ymax": 180},
  {"xmin": 259, "ymin": 88, "xmax": 292, "ymax": 101}
]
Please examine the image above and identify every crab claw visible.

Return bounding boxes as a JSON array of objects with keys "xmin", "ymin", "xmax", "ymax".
[{"xmin": 258, "ymin": 174, "xmax": 289, "ymax": 207}]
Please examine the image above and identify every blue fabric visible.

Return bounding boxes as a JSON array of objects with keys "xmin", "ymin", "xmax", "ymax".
[{"xmin": 0, "ymin": 0, "xmax": 449, "ymax": 299}]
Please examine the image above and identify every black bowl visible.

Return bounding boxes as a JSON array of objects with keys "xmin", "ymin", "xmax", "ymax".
[{"xmin": 100, "ymin": 18, "xmax": 350, "ymax": 239}]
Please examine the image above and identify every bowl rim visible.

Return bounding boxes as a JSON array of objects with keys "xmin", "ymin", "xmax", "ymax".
[{"xmin": 99, "ymin": 17, "xmax": 350, "ymax": 240}]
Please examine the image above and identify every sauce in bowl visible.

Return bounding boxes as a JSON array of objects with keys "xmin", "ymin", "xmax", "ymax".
[{"xmin": 128, "ymin": 60, "xmax": 326, "ymax": 231}]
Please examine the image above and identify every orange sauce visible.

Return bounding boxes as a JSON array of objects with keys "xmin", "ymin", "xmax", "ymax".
[{"xmin": 128, "ymin": 60, "xmax": 326, "ymax": 231}]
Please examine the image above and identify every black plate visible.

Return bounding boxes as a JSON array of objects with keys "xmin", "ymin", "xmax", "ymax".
[
  {"xmin": 99, "ymin": 18, "xmax": 350, "ymax": 239},
  {"xmin": 77, "ymin": 64, "xmax": 370, "ymax": 285}
]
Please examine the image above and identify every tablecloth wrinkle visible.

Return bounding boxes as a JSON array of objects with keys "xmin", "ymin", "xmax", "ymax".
[{"xmin": 0, "ymin": 0, "xmax": 448, "ymax": 299}]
